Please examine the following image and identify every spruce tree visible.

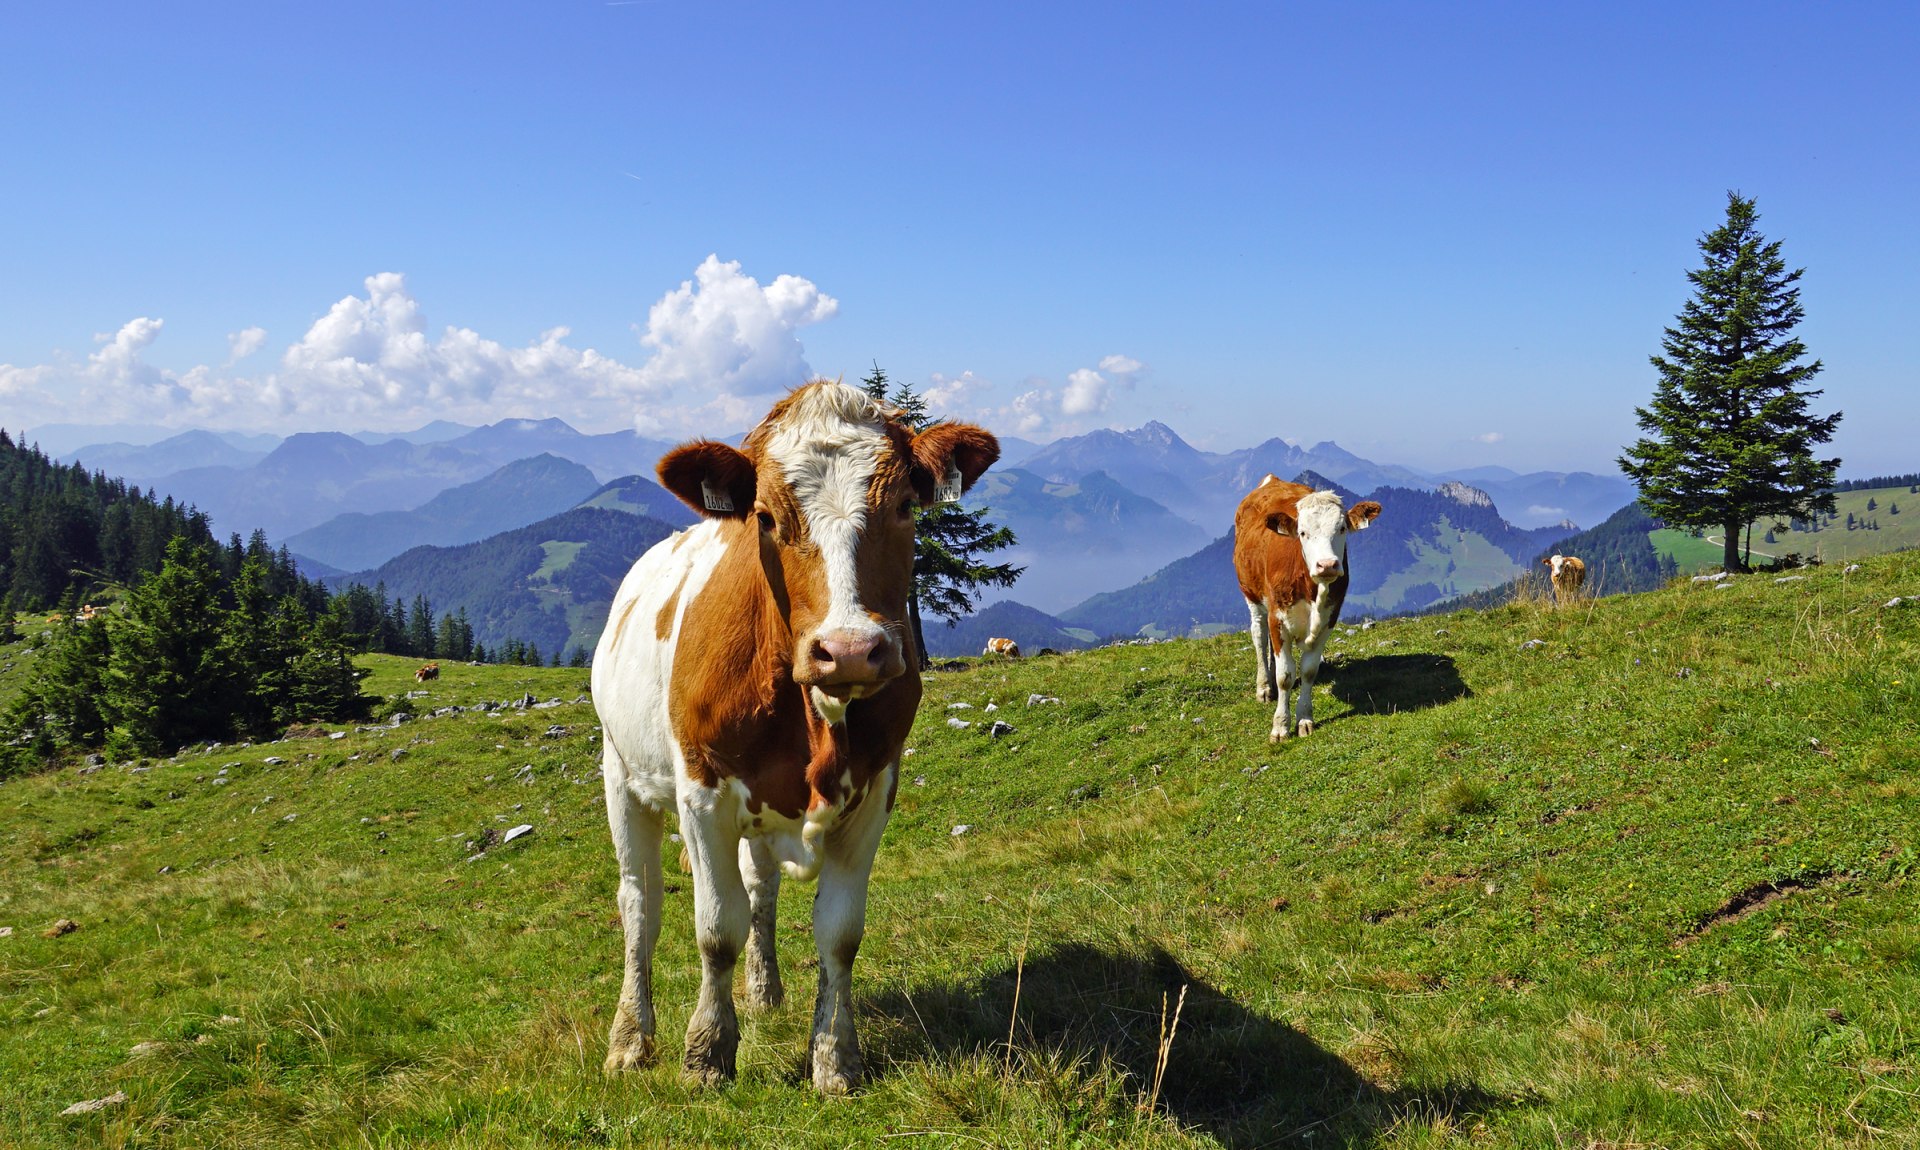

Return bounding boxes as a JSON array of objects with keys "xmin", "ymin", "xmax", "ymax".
[
  {"xmin": 1620, "ymin": 193, "xmax": 1841, "ymax": 572},
  {"xmin": 105, "ymin": 537, "xmax": 239, "ymax": 753}
]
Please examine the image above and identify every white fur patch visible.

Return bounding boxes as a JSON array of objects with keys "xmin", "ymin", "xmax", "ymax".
[
  {"xmin": 762, "ymin": 386, "xmax": 893, "ymax": 648},
  {"xmin": 1293, "ymin": 490, "xmax": 1349, "ymax": 577}
]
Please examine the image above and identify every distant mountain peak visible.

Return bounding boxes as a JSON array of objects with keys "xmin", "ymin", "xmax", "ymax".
[
  {"xmin": 1131, "ymin": 420, "xmax": 1186, "ymax": 447},
  {"xmin": 496, "ymin": 417, "xmax": 577, "ymax": 433},
  {"xmin": 1437, "ymin": 481, "xmax": 1495, "ymax": 509}
]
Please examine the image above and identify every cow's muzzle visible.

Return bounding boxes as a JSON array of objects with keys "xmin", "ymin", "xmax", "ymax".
[{"xmin": 801, "ymin": 627, "xmax": 903, "ymax": 689}]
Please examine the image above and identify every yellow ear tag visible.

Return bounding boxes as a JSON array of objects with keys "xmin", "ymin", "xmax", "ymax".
[
  {"xmin": 936, "ymin": 463, "xmax": 964, "ymax": 505},
  {"xmin": 700, "ymin": 480, "xmax": 735, "ymax": 513}
]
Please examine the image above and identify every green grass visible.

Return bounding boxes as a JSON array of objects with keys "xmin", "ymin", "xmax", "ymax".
[
  {"xmin": 1360, "ymin": 525, "xmax": 1524, "ymax": 614},
  {"xmin": 1649, "ymin": 527, "xmax": 1730, "ymax": 573},
  {"xmin": 531, "ymin": 540, "xmax": 587, "ymax": 582},
  {"xmin": 3, "ymin": 555, "xmax": 1920, "ymax": 1147},
  {"xmin": 1652, "ymin": 486, "xmax": 1920, "ymax": 573},
  {"xmin": 1766, "ymin": 485, "xmax": 1920, "ymax": 562}
]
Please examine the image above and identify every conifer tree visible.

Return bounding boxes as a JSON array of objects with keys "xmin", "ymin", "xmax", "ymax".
[
  {"xmin": 105, "ymin": 537, "xmax": 238, "ymax": 753},
  {"xmin": 1620, "ymin": 193, "xmax": 1841, "ymax": 571}
]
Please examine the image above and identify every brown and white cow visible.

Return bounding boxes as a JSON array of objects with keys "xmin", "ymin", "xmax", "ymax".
[
  {"xmin": 591, "ymin": 381, "xmax": 998, "ymax": 1093},
  {"xmin": 1544, "ymin": 554, "xmax": 1587, "ymax": 606},
  {"xmin": 1233, "ymin": 475, "xmax": 1382, "ymax": 742},
  {"xmin": 982, "ymin": 637, "xmax": 1021, "ymax": 658},
  {"xmin": 413, "ymin": 663, "xmax": 440, "ymax": 683}
]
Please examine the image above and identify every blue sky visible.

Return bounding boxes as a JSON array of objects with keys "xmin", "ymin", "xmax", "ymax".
[{"xmin": 2, "ymin": 2, "xmax": 1915, "ymax": 475}]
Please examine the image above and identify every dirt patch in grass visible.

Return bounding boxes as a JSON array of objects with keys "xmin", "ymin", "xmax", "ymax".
[{"xmin": 1674, "ymin": 872, "xmax": 1835, "ymax": 945}]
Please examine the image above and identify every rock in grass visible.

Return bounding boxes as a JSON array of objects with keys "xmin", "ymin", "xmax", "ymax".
[
  {"xmin": 60, "ymin": 1091, "xmax": 127, "ymax": 1116},
  {"xmin": 946, "ymin": 717, "xmax": 972, "ymax": 730},
  {"xmin": 989, "ymin": 720, "xmax": 1015, "ymax": 738},
  {"xmin": 950, "ymin": 824, "xmax": 973, "ymax": 836},
  {"xmin": 1888, "ymin": 597, "xmax": 1910, "ymax": 609},
  {"xmin": 262, "ymin": 756, "xmax": 286, "ymax": 765},
  {"xmin": 1774, "ymin": 576, "xmax": 1806, "ymax": 584},
  {"xmin": 1692, "ymin": 572, "xmax": 1732, "ymax": 584},
  {"xmin": 1520, "ymin": 639, "xmax": 1546, "ymax": 650},
  {"xmin": 503, "ymin": 824, "xmax": 534, "ymax": 845}
]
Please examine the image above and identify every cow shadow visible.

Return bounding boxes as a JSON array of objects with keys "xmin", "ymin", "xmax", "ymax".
[
  {"xmin": 1325, "ymin": 653, "xmax": 1471, "ymax": 719},
  {"xmin": 861, "ymin": 943, "xmax": 1518, "ymax": 1147}
]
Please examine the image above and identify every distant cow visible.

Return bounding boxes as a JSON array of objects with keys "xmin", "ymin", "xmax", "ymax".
[
  {"xmin": 1544, "ymin": 555, "xmax": 1587, "ymax": 606},
  {"xmin": 592, "ymin": 381, "xmax": 999, "ymax": 1093},
  {"xmin": 413, "ymin": 663, "xmax": 440, "ymax": 682},
  {"xmin": 1233, "ymin": 475, "xmax": 1382, "ymax": 741},
  {"xmin": 982, "ymin": 637, "xmax": 1021, "ymax": 658}
]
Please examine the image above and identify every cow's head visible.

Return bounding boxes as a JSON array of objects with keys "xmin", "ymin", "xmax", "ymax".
[
  {"xmin": 1269, "ymin": 490, "xmax": 1382, "ymax": 585},
  {"xmin": 1545, "ymin": 554, "xmax": 1570, "ymax": 579},
  {"xmin": 657, "ymin": 382, "xmax": 998, "ymax": 720}
]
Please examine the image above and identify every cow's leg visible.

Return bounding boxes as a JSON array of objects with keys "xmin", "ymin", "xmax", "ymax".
[
  {"xmin": 1294, "ymin": 593, "xmax": 1337, "ymax": 737},
  {"xmin": 603, "ymin": 747, "xmax": 665, "ymax": 1073},
  {"xmin": 1246, "ymin": 597, "xmax": 1275, "ymax": 702},
  {"xmin": 739, "ymin": 837, "xmax": 785, "ymax": 1009},
  {"xmin": 679, "ymin": 788, "xmax": 749, "ymax": 1085},
  {"xmin": 807, "ymin": 764, "xmax": 895, "ymax": 1095},
  {"xmin": 1271, "ymin": 610, "xmax": 1299, "ymax": 742}
]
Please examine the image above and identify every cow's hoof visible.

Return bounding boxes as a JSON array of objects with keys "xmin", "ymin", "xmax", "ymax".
[
  {"xmin": 603, "ymin": 1034, "xmax": 654, "ymax": 1073},
  {"xmin": 745, "ymin": 978, "xmax": 785, "ymax": 1011},
  {"xmin": 814, "ymin": 1069, "xmax": 859, "ymax": 1096},
  {"xmin": 811, "ymin": 1054, "xmax": 864, "ymax": 1096},
  {"xmin": 1269, "ymin": 728, "xmax": 1290, "ymax": 743},
  {"xmin": 1296, "ymin": 719, "xmax": 1315, "ymax": 737},
  {"xmin": 1256, "ymin": 685, "xmax": 1275, "ymax": 703},
  {"xmin": 682, "ymin": 1052, "xmax": 736, "ymax": 1087}
]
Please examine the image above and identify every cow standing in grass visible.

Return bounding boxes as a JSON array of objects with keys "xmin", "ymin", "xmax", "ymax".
[
  {"xmin": 592, "ymin": 381, "xmax": 998, "ymax": 1093},
  {"xmin": 1233, "ymin": 475, "xmax": 1382, "ymax": 742},
  {"xmin": 1545, "ymin": 554, "xmax": 1587, "ymax": 606}
]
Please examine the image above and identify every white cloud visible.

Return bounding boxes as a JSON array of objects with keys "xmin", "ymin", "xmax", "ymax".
[
  {"xmin": 628, "ymin": 255, "xmax": 837, "ymax": 431},
  {"xmin": 226, "ymin": 326, "xmax": 267, "ymax": 365},
  {"xmin": 910, "ymin": 355, "xmax": 1146, "ymax": 439},
  {"xmin": 922, "ymin": 370, "xmax": 993, "ymax": 416},
  {"xmin": 0, "ymin": 274, "xmax": 666, "ymax": 434},
  {"xmin": 1526, "ymin": 505, "xmax": 1567, "ymax": 519},
  {"xmin": 1475, "ymin": 431, "xmax": 1504, "ymax": 444}
]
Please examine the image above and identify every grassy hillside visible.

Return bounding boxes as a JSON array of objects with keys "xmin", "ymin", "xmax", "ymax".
[{"xmin": 3, "ymin": 554, "xmax": 1918, "ymax": 1147}]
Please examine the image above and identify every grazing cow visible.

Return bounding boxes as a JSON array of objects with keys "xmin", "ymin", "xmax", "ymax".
[
  {"xmin": 413, "ymin": 663, "xmax": 440, "ymax": 683},
  {"xmin": 1233, "ymin": 475, "xmax": 1382, "ymax": 742},
  {"xmin": 592, "ymin": 381, "xmax": 998, "ymax": 1093},
  {"xmin": 1544, "ymin": 554, "xmax": 1587, "ymax": 606},
  {"xmin": 982, "ymin": 637, "xmax": 1021, "ymax": 658}
]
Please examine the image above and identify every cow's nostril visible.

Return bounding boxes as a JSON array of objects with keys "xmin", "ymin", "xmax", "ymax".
[{"xmin": 810, "ymin": 640, "xmax": 836, "ymax": 668}]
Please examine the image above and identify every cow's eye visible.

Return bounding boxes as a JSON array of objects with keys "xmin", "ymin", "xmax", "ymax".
[
  {"xmin": 756, "ymin": 510, "xmax": 776, "ymax": 533},
  {"xmin": 897, "ymin": 499, "xmax": 916, "ymax": 521}
]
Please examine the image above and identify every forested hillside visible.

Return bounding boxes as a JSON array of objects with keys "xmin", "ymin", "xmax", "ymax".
[
  {"xmin": 332, "ymin": 508, "xmax": 679, "ymax": 661},
  {"xmin": 0, "ymin": 430, "xmax": 321, "ymax": 615}
]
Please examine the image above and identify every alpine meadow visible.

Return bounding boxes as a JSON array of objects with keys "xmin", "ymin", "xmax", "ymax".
[{"xmin": 6, "ymin": 6, "xmax": 1920, "ymax": 1147}]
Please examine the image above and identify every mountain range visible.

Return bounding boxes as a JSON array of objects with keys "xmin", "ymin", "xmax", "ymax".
[{"xmin": 47, "ymin": 413, "xmax": 1634, "ymax": 653}]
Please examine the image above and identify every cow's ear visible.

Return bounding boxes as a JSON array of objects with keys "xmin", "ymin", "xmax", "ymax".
[
  {"xmin": 1347, "ymin": 501, "xmax": 1382, "ymax": 531},
  {"xmin": 1267, "ymin": 510, "xmax": 1297, "ymax": 537},
  {"xmin": 1542, "ymin": 557, "xmax": 1553, "ymax": 567},
  {"xmin": 657, "ymin": 440, "xmax": 756, "ymax": 520},
  {"xmin": 909, "ymin": 423, "xmax": 1000, "ymax": 503}
]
